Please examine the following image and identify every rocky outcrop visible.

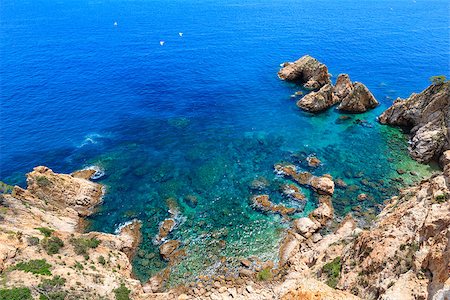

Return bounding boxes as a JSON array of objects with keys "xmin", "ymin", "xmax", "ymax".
[
  {"xmin": 338, "ymin": 158, "xmax": 450, "ymax": 299},
  {"xmin": 337, "ymin": 82, "xmax": 379, "ymax": 113},
  {"xmin": 278, "ymin": 55, "xmax": 331, "ymax": 90},
  {"xmin": 274, "ymin": 163, "xmax": 335, "ymax": 196},
  {"xmin": 0, "ymin": 167, "xmax": 144, "ymax": 299},
  {"xmin": 379, "ymin": 82, "xmax": 450, "ymax": 162},
  {"xmin": 296, "ymin": 84, "xmax": 337, "ymax": 112},
  {"xmin": 251, "ymin": 194, "xmax": 296, "ymax": 216}
]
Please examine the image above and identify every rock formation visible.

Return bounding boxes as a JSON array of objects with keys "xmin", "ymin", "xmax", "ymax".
[
  {"xmin": 0, "ymin": 167, "xmax": 143, "ymax": 299},
  {"xmin": 379, "ymin": 82, "xmax": 450, "ymax": 162},
  {"xmin": 278, "ymin": 55, "xmax": 331, "ymax": 90},
  {"xmin": 296, "ymin": 84, "xmax": 338, "ymax": 112},
  {"xmin": 338, "ymin": 151, "xmax": 450, "ymax": 299},
  {"xmin": 282, "ymin": 60, "xmax": 379, "ymax": 113},
  {"xmin": 337, "ymin": 81, "xmax": 379, "ymax": 113}
]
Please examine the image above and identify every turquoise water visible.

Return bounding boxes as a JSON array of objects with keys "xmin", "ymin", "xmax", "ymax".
[{"xmin": 1, "ymin": 0, "xmax": 448, "ymax": 287}]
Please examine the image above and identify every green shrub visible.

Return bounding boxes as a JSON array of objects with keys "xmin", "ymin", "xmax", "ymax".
[
  {"xmin": 256, "ymin": 268, "xmax": 272, "ymax": 281},
  {"xmin": 322, "ymin": 256, "xmax": 342, "ymax": 288},
  {"xmin": 13, "ymin": 259, "xmax": 52, "ymax": 275},
  {"xmin": 70, "ymin": 237, "xmax": 101, "ymax": 257},
  {"xmin": 114, "ymin": 284, "xmax": 131, "ymax": 300},
  {"xmin": 98, "ymin": 255, "xmax": 106, "ymax": 265},
  {"xmin": 0, "ymin": 181, "xmax": 14, "ymax": 194},
  {"xmin": 35, "ymin": 176, "xmax": 51, "ymax": 187},
  {"xmin": 429, "ymin": 75, "xmax": 447, "ymax": 85},
  {"xmin": 73, "ymin": 262, "xmax": 83, "ymax": 270},
  {"xmin": 0, "ymin": 287, "xmax": 32, "ymax": 300},
  {"xmin": 434, "ymin": 193, "xmax": 448, "ymax": 203},
  {"xmin": 38, "ymin": 275, "xmax": 67, "ymax": 300},
  {"xmin": 36, "ymin": 227, "xmax": 54, "ymax": 237},
  {"xmin": 42, "ymin": 237, "xmax": 64, "ymax": 255}
]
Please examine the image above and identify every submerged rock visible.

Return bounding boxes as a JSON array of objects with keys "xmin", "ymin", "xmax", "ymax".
[
  {"xmin": 306, "ymin": 156, "xmax": 321, "ymax": 168},
  {"xmin": 155, "ymin": 218, "xmax": 176, "ymax": 244},
  {"xmin": 251, "ymin": 194, "xmax": 296, "ymax": 216},
  {"xmin": 379, "ymin": 82, "xmax": 450, "ymax": 162},
  {"xmin": 278, "ymin": 55, "xmax": 331, "ymax": 90}
]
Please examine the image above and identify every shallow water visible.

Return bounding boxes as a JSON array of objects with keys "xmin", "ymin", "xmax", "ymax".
[{"xmin": 1, "ymin": 0, "xmax": 448, "ymax": 287}]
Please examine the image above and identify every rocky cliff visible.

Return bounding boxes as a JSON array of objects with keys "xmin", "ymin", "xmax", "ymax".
[{"xmin": 379, "ymin": 81, "xmax": 450, "ymax": 163}]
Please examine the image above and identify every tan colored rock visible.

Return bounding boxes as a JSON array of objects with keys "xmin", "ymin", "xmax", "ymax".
[
  {"xmin": 159, "ymin": 240, "xmax": 181, "ymax": 261},
  {"xmin": 379, "ymin": 82, "xmax": 450, "ymax": 162},
  {"xmin": 332, "ymin": 74, "xmax": 353, "ymax": 102},
  {"xmin": 309, "ymin": 175, "xmax": 335, "ymax": 195},
  {"xmin": 297, "ymin": 84, "xmax": 338, "ymax": 112},
  {"xmin": 278, "ymin": 55, "xmax": 331, "ymax": 90},
  {"xmin": 293, "ymin": 218, "xmax": 321, "ymax": 238},
  {"xmin": 337, "ymin": 82, "xmax": 379, "ymax": 113}
]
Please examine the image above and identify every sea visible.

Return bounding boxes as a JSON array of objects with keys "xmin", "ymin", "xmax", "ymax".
[{"xmin": 1, "ymin": 0, "xmax": 449, "ymax": 287}]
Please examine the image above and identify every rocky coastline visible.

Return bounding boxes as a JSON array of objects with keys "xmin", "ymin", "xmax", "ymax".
[{"xmin": 1, "ymin": 56, "xmax": 449, "ymax": 299}]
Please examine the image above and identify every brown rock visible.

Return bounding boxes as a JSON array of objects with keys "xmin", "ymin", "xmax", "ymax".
[
  {"xmin": 309, "ymin": 175, "xmax": 335, "ymax": 195},
  {"xmin": 297, "ymin": 84, "xmax": 338, "ymax": 112},
  {"xmin": 306, "ymin": 156, "xmax": 321, "ymax": 168},
  {"xmin": 159, "ymin": 240, "xmax": 180, "ymax": 261},
  {"xmin": 278, "ymin": 55, "xmax": 331, "ymax": 90},
  {"xmin": 338, "ymin": 82, "xmax": 379, "ymax": 113},
  {"xmin": 379, "ymin": 82, "xmax": 450, "ymax": 162}
]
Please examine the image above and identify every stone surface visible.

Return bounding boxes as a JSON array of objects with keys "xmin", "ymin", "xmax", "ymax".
[
  {"xmin": 297, "ymin": 84, "xmax": 337, "ymax": 112},
  {"xmin": 278, "ymin": 55, "xmax": 331, "ymax": 90},
  {"xmin": 337, "ymin": 82, "xmax": 379, "ymax": 113},
  {"xmin": 379, "ymin": 82, "xmax": 450, "ymax": 162}
]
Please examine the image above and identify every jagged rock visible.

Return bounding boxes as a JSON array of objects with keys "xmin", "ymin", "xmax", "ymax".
[
  {"xmin": 278, "ymin": 55, "xmax": 331, "ymax": 90},
  {"xmin": 293, "ymin": 217, "xmax": 321, "ymax": 238},
  {"xmin": 333, "ymin": 74, "xmax": 354, "ymax": 102},
  {"xmin": 281, "ymin": 184, "xmax": 306, "ymax": 202},
  {"xmin": 337, "ymin": 82, "xmax": 379, "ymax": 113},
  {"xmin": 155, "ymin": 218, "xmax": 176, "ymax": 243},
  {"xmin": 339, "ymin": 170, "xmax": 450, "ymax": 299},
  {"xmin": 309, "ymin": 175, "xmax": 335, "ymax": 195},
  {"xmin": 311, "ymin": 195, "xmax": 334, "ymax": 225},
  {"xmin": 159, "ymin": 240, "xmax": 180, "ymax": 261},
  {"xmin": 279, "ymin": 231, "xmax": 302, "ymax": 266},
  {"xmin": 379, "ymin": 82, "xmax": 450, "ymax": 162},
  {"xmin": 251, "ymin": 195, "xmax": 296, "ymax": 215},
  {"xmin": 306, "ymin": 156, "xmax": 321, "ymax": 168},
  {"xmin": 297, "ymin": 84, "xmax": 338, "ymax": 112}
]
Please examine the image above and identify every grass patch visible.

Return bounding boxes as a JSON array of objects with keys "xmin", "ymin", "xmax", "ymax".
[
  {"xmin": 41, "ymin": 237, "xmax": 64, "ymax": 255},
  {"xmin": 114, "ymin": 283, "xmax": 131, "ymax": 300},
  {"xmin": 0, "ymin": 287, "xmax": 32, "ymax": 300},
  {"xmin": 13, "ymin": 259, "xmax": 52, "ymax": 276},
  {"xmin": 322, "ymin": 256, "xmax": 341, "ymax": 288},
  {"xmin": 36, "ymin": 227, "xmax": 54, "ymax": 238},
  {"xmin": 256, "ymin": 268, "xmax": 272, "ymax": 281}
]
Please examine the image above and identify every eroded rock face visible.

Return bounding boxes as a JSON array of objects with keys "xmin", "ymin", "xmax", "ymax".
[
  {"xmin": 338, "ymin": 167, "xmax": 450, "ymax": 299},
  {"xmin": 379, "ymin": 82, "xmax": 450, "ymax": 162},
  {"xmin": 297, "ymin": 84, "xmax": 337, "ymax": 112},
  {"xmin": 337, "ymin": 82, "xmax": 379, "ymax": 113},
  {"xmin": 278, "ymin": 55, "xmax": 331, "ymax": 90},
  {"xmin": 159, "ymin": 240, "xmax": 181, "ymax": 261}
]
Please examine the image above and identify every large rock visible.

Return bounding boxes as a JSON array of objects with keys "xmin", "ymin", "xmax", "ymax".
[
  {"xmin": 278, "ymin": 55, "xmax": 331, "ymax": 90},
  {"xmin": 333, "ymin": 74, "xmax": 354, "ymax": 102},
  {"xmin": 297, "ymin": 84, "xmax": 338, "ymax": 112},
  {"xmin": 337, "ymin": 82, "xmax": 379, "ymax": 113},
  {"xmin": 379, "ymin": 82, "xmax": 450, "ymax": 162},
  {"xmin": 293, "ymin": 217, "xmax": 321, "ymax": 238},
  {"xmin": 159, "ymin": 240, "xmax": 180, "ymax": 261},
  {"xmin": 309, "ymin": 175, "xmax": 335, "ymax": 195}
]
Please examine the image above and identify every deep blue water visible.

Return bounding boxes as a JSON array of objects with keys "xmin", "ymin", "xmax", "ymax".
[{"xmin": 1, "ymin": 0, "xmax": 449, "ymax": 287}]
